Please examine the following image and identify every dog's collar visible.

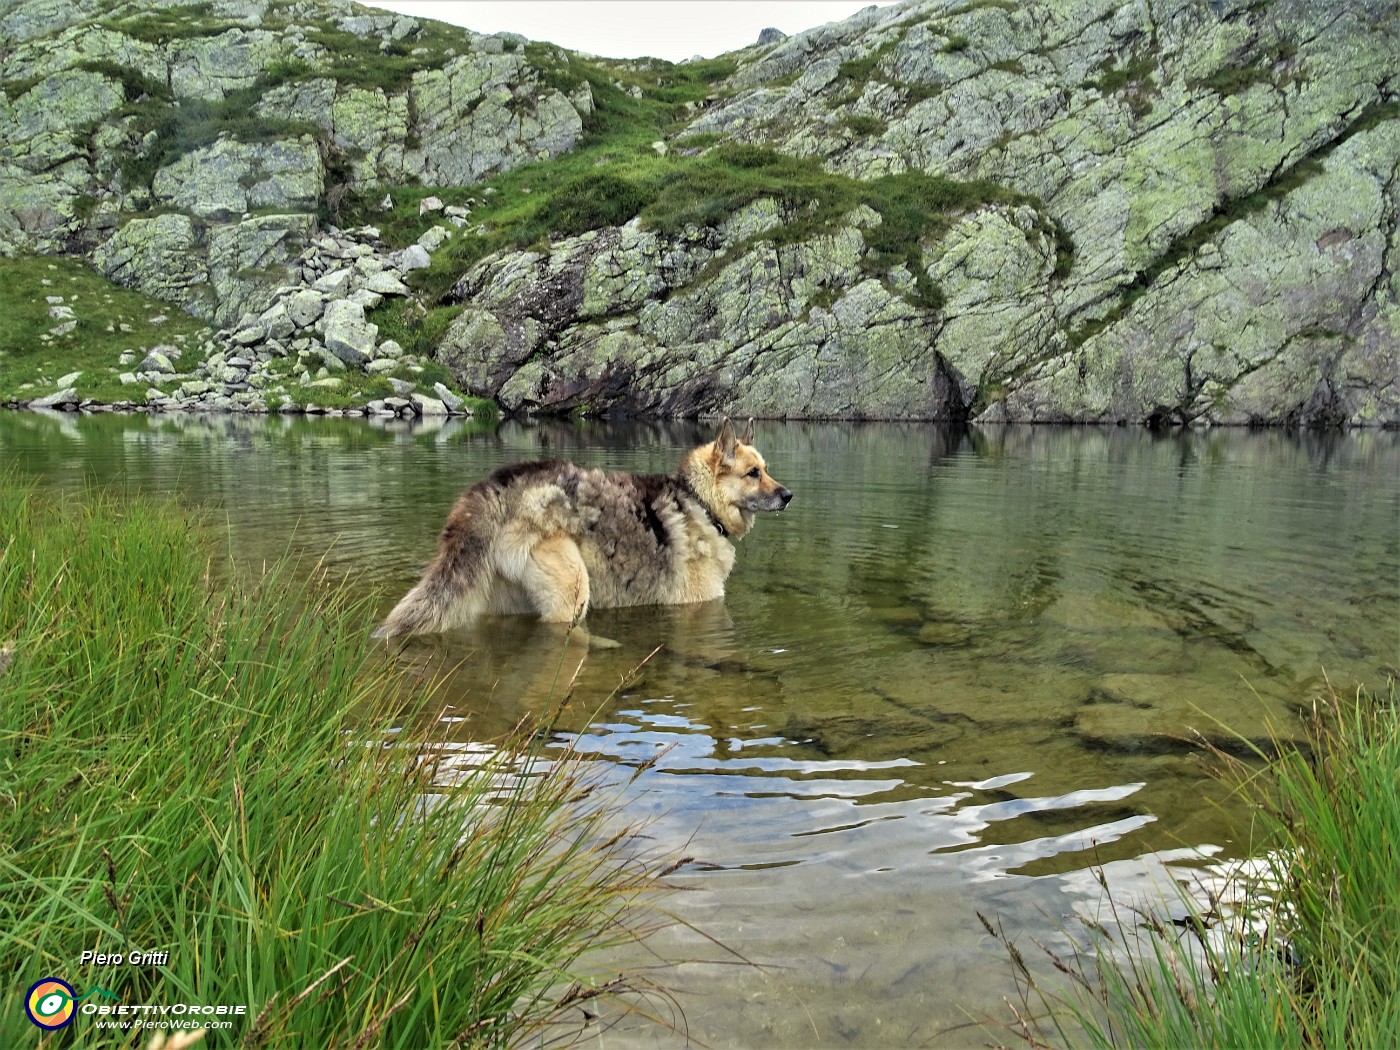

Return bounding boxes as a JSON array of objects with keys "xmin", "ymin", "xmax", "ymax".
[{"xmin": 678, "ymin": 479, "xmax": 728, "ymax": 537}]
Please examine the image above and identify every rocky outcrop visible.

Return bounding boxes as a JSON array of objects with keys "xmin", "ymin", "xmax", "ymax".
[
  {"xmin": 424, "ymin": 0, "xmax": 1397, "ymax": 425},
  {"xmin": 2, "ymin": 0, "xmax": 1396, "ymax": 424},
  {"xmin": 91, "ymin": 212, "xmax": 319, "ymax": 325},
  {"xmin": 253, "ymin": 49, "xmax": 591, "ymax": 187},
  {"xmin": 150, "ymin": 138, "xmax": 324, "ymax": 219},
  {"xmin": 658, "ymin": 0, "xmax": 1400, "ymax": 426},
  {"xmin": 436, "ymin": 113, "xmax": 1395, "ymax": 424},
  {"xmin": 989, "ymin": 121, "xmax": 1400, "ymax": 427},
  {"xmin": 1, "ymin": 0, "xmax": 591, "ymax": 322},
  {"xmin": 438, "ymin": 204, "xmax": 976, "ymax": 419},
  {"xmin": 0, "ymin": 67, "xmax": 123, "ymax": 246},
  {"xmin": 143, "ymin": 223, "xmax": 476, "ymax": 417}
]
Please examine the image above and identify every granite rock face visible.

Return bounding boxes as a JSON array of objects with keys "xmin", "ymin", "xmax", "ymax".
[
  {"xmin": 2, "ymin": 0, "xmax": 1396, "ymax": 423},
  {"xmin": 658, "ymin": 0, "xmax": 1399, "ymax": 425},
  {"xmin": 151, "ymin": 138, "xmax": 325, "ymax": 219},
  {"xmin": 0, "ymin": 68, "xmax": 123, "ymax": 245},
  {"xmin": 252, "ymin": 45, "xmax": 589, "ymax": 188},
  {"xmin": 429, "ymin": 0, "xmax": 1397, "ymax": 424},
  {"xmin": 439, "ymin": 209, "xmax": 975, "ymax": 419},
  {"xmin": 990, "ymin": 121, "xmax": 1400, "ymax": 427}
]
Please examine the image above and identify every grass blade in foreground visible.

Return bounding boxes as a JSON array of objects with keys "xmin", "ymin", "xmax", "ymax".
[{"xmin": 0, "ymin": 480, "xmax": 669, "ymax": 1047}]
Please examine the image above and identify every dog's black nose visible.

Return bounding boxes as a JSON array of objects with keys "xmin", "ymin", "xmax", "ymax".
[{"xmin": 778, "ymin": 488, "xmax": 793, "ymax": 507}]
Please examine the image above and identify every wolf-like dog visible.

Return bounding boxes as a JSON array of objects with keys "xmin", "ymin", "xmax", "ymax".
[{"xmin": 373, "ymin": 418, "xmax": 792, "ymax": 639}]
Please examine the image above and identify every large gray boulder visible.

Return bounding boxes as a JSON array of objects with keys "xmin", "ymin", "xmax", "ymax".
[
  {"xmin": 320, "ymin": 298, "xmax": 377, "ymax": 366},
  {"xmin": 286, "ymin": 289, "xmax": 327, "ymax": 329},
  {"xmin": 251, "ymin": 43, "xmax": 591, "ymax": 187}
]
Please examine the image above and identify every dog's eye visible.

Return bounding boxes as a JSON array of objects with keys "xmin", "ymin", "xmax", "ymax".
[{"xmin": 746, "ymin": 468, "xmax": 761, "ymax": 479}]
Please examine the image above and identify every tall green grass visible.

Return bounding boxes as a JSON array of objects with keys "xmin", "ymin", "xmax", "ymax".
[
  {"xmin": 0, "ymin": 482, "xmax": 668, "ymax": 1047},
  {"xmin": 985, "ymin": 680, "xmax": 1400, "ymax": 1048}
]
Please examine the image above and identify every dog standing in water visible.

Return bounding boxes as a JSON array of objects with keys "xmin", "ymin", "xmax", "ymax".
[{"xmin": 374, "ymin": 418, "xmax": 792, "ymax": 639}]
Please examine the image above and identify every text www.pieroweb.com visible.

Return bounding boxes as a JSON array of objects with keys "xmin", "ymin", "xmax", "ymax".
[{"xmin": 86, "ymin": 1002, "xmax": 244, "ymax": 1032}]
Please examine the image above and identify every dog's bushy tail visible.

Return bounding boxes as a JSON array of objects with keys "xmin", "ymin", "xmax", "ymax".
[{"xmin": 372, "ymin": 484, "xmax": 505, "ymax": 640}]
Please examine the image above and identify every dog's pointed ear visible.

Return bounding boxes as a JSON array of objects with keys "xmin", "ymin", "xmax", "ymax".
[
  {"xmin": 741, "ymin": 417, "xmax": 755, "ymax": 445},
  {"xmin": 716, "ymin": 417, "xmax": 738, "ymax": 462}
]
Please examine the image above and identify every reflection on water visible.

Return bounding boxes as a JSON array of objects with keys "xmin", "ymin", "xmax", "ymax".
[{"xmin": 4, "ymin": 410, "xmax": 1397, "ymax": 1046}]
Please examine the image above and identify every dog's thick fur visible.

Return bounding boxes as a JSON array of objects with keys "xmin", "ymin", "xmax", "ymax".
[{"xmin": 374, "ymin": 419, "xmax": 791, "ymax": 639}]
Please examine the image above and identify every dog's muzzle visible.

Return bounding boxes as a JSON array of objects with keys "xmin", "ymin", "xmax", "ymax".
[{"xmin": 769, "ymin": 487, "xmax": 793, "ymax": 511}]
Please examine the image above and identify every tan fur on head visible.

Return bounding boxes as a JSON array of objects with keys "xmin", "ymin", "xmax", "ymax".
[{"xmin": 680, "ymin": 417, "xmax": 790, "ymax": 539}]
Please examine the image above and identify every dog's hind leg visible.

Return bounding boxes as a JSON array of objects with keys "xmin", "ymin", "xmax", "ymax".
[
  {"xmin": 519, "ymin": 536, "xmax": 591, "ymax": 625},
  {"xmin": 511, "ymin": 536, "xmax": 593, "ymax": 699}
]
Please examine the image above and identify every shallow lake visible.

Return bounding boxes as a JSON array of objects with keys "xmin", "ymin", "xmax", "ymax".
[{"xmin": 4, "ymin": 411, "xmax": 1397, "ymax": 1046}]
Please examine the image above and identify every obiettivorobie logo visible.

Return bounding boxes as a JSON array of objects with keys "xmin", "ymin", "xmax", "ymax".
[
  {"xmin": 23, "ymin": 977, "xmax": 248, "ymax": 1033},
  {"xmin": 24, "ymin": 978, "xmax": 120, "ymax": 1030}
]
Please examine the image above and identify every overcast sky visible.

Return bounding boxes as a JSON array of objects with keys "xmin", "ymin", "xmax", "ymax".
[{"xmin": 370, "ymin": 1, "xmax": 900, "ymax": 62}]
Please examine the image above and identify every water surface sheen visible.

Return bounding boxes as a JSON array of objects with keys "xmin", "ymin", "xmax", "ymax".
[{"xmin": 4, "ymin": 412, "xmax": 1397, "ymax": 1046}]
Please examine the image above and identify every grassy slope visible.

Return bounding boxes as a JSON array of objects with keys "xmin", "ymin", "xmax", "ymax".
[{"xmin": 0, "ymin": 255, "xmax": 209, "ymax": 403}]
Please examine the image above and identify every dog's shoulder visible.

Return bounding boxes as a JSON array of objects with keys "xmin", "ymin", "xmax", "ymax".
[
  {"xmin": 607, "ymin": 469, "xmax": 682, "ymax": 505},
  {"xmin": 609, "ymin": 470, "xmax": 687, "ymax": 547},
  {"xmin": 596, "ymin": 468, "xmax": 727, "ymax": 548}
]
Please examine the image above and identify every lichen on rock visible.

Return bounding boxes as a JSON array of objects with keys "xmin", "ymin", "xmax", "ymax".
[{"xmin": 0, "ymin": 0, "xmax": 1395, "ymax": 424}]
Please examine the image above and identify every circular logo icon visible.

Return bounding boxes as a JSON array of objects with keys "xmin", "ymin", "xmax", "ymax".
[{"xmin": 25, "ymin": 978, "xmax": 77, "ymax": 1030}]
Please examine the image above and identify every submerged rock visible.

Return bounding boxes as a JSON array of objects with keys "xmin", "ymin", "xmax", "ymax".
[
  {"xmin": 916, "ymin": 622, "xmax": 972, "ymax": 647},
  {"xmin": 1074, "ymin": 674, "xmax": 1303, "ymax": 755}
]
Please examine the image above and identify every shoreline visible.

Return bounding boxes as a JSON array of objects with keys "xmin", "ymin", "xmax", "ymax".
[
  {"xmin": 5, "ymin": 400, "xmax": 1398, "ymax": 430},
  {"xmin": 3, "ymin": 394, "xmax": 477, "ymax": 421}
]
